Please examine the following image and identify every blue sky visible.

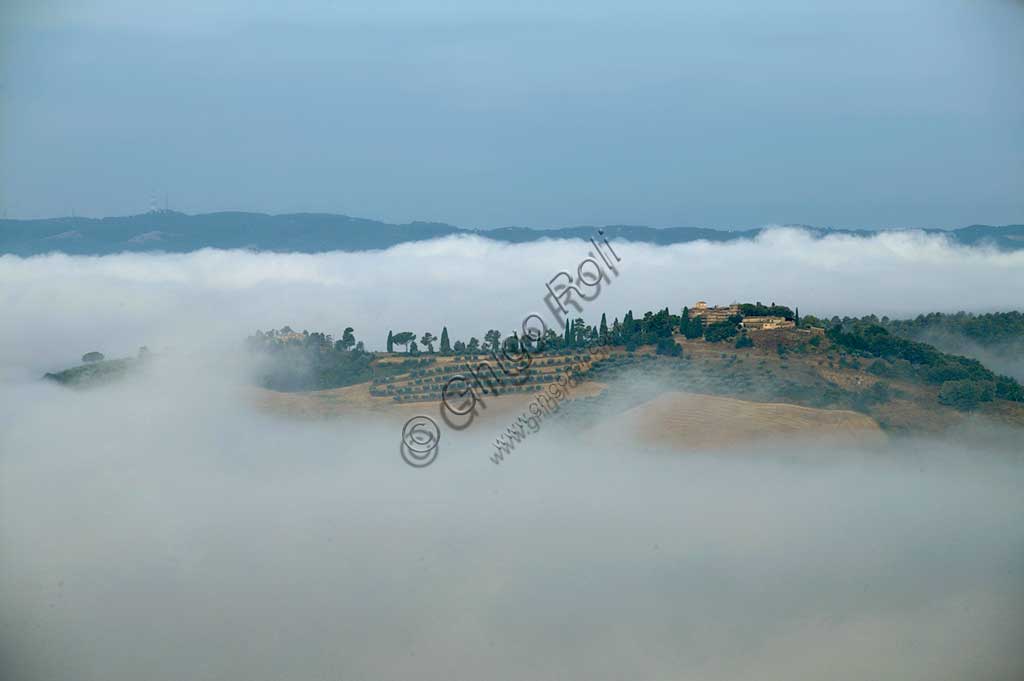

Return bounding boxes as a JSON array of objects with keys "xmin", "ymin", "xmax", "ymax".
[{"xmin": 2, "ymin": 0, "xmax": 1022, "ymax": 228}]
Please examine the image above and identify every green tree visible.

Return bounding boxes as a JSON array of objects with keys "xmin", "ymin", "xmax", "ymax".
[
  {"xmin": 484, "ymin": 329, "xmax": 502, "ymax": 353},
  {"xmin": 391, "ymin": 331, "xmax": 416, "ymax": 352},
  {"xmin": 440, "ymin": 326, "xmax": 451, "ymax": 354},
  {"xmin": 599, "ymin": 313, "xmax": 608, "ymax": 340},
  {"xmin": 803, "ymin": 314, "xmax": 825, "ymax": 328},
  {"xmin": 996, "ymin": 375, "xmax": 1024, "ymax": 401},
  {"xmin": 338, "ymin": 327, "xmax": 356, "ymax": 350},
  {"xmin": 655, "ymin": 337, "xmax": 682, "ymax": 356},
  {"xmin": 570, "ymin": 317, "xmax": 586, "ymax": 347},
  {"xmin": 386, "ymin": 330, "xmax": 394, "ymax": 353},
  {"xmin": 739, "ymin": 302, "xmax": 794, "ymax": 319},
  {"xmin": 82, "ymin": 351, "xmax": 104, "ymax": 363},
  {"xmin": 420, "ymin": 332, "xmax": 437, "ymax": 353},
  {"xmin": 939, "ymin": 379, "xmax": 995, "ymax": 411},
  {"xmin": 704, "ymin": 320, "xmax": 738, "ymax": 343},
  {"xmin": 645, "ymin": 308, "xmax": 673, "ymax": 339},
  {"xmin": 683, "ymin": 315, "xmax": 703, "ymax": 340}
]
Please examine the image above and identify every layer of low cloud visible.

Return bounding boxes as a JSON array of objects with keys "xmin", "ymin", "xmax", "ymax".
[
  {"xmin": 1, "ymin": 228, "xmax": 1022, "ymax": 380},
  {"xmin": 2, "ymin": 366, "xmax": 1023, "ymax": 680},
  {"xmin": 2, "ymin": 231, "xmax": 1023, "ymax": 680}
]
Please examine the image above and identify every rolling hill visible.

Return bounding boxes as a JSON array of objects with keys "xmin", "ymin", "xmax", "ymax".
[{"xmin": 3, "ymin": 210, "xmax": 1023, "ymax": 255}]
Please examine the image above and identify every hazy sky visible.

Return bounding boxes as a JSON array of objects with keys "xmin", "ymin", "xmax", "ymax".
[{"xmin": 2, "ymin": 0, "xmax": 1022, "ymax": 227}]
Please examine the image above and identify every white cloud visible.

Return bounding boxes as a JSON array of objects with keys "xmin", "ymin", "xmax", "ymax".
[
  {"xmin": 1, "ymin": 231, "xmax": 1024, "ymax": 680},
  {"xmin": 1, "ymin": 228, "xmax": 1022, "ymax": 377},
  {"xmin": 1, "ymin": 369, "xmax": 1023, "ymax": 680}
]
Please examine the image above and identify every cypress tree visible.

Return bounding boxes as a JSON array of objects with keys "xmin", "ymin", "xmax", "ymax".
[
  {"xmin": 564, "ymin": 319, "xmax": 571, "ymax": 345},
  {"xmin": 599, "ymin": 312, "xmax": 608, "ymax": 339},
  {"xmin": 795, "ymin": 307, "xmax": 800, "ymax": 327},
  {"xmin": 440, "ymin": 326, "xmax": 451, "ymax": 354},
  {"xmin": 386, "ymin": 330, "xmax": 394, "ymax": 353}
]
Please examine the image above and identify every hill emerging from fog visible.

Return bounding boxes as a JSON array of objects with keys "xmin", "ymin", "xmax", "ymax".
[
  {"xmin": 47, "ymin": 321, "xmax": 1024, "ymax": 446},
  {"xmin": 3, "ymin": 210, "xmax": 1024, "ymax": 255}
]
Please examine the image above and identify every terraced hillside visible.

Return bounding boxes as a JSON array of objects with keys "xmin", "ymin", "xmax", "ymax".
[{"xmin": 369, "ymin": 350, "xmax": 599, "ymax": 403}]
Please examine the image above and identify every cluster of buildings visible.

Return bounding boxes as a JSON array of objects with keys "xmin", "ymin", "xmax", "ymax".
[{"xmin": 688, "ymin": 301, "xmax": 796, "ymax": 330}]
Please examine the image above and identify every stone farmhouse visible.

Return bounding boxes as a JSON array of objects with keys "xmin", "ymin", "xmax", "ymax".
[{"xmin": 741, "ymin": 316, "xmax": 795, "ymax": 331}]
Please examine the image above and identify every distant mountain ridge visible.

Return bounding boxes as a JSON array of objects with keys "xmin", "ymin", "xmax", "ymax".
[{"xmin": 2, "ymin": 210, "xmax": 1022, "ymax": 255}]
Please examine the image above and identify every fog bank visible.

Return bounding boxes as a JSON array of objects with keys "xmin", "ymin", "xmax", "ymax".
[
  {"xmin": 2, "ymin": 230, "xmax": 1023, "ymax": 679},
  {"xmin": 2, "ymin": 228, "xmax": 1023, "ymax": 378},
  {"xmin": 2, "ymin": 363, "xmax": 1023, "ymax": 680}
]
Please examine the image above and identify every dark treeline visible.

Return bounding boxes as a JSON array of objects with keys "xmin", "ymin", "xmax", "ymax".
[
  {"xmin": 879, "ymin": 311, "xmax": 1024, "ymax": 348},
  {"xmin": 384, "ymin": 301, "xmax": 796, "ymax": 357},
  {"xmin": 826, "ymin": 320, "xmax": 1024, "ymax": 410},
  {"xmin": 816, "ymin": 311, "xmax": 1024, "ymax": 396},
  {"xmin": 384, "ymin": 310, "xmax": 683, "ymax": 359},
  {"xmin": 246, "ymin": 326, "xmax": 374, "ymax": 391},
  {"xmin": 809, "ymin": 311, "xmax": 1024, "ymax": 349}
]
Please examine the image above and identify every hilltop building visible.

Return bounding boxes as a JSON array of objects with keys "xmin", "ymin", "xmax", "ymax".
[
  {"xmin": 689, "ymin": 301, "xmax": 740, "ymax": 324},
  {"xmin": 741, "ymin": 316, "xmax": 795, "ymax": 331}
]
